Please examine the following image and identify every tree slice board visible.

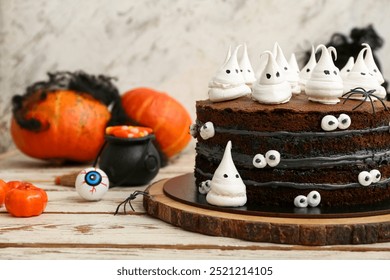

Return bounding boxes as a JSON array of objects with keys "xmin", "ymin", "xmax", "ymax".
[{"xmin": 143, "ymin": 174, "xmax": 390, "ymax": 245}]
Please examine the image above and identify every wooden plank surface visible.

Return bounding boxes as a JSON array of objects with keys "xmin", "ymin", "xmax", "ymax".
[{"xmin": 1, "ymin": 149, "xmax": 390, "ymax": 259}]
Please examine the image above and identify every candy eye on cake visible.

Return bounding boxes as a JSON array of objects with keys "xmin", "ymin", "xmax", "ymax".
[
  {"xmin": 198, "ymin": 180, "xmax": 211, "ymax": 194},
  {"xmin": 189, "ymin": 123, "xmax": 198, "ymax": 137},
  {"xmin": 358, "ymin": 171, "xmax": 373, "ymax": 186},
  {"xmin": 337, "ymin": 114, "xmax": 351, "ymax": 130},
  {"xmin": 321, "ymin": 115, "xmax": 339, "ymax": 131},
  {"xmin": 369, "ymin": 169, "xmax": 381, "ymax": 183},
  {"xmin": 294, "ymin": 195, "xmax": 308, "ymax": 208},
  {"xmin": 265, "ymin": 150, "xmax": 281, "ymax": 167},
  {"xmin": 307, "ymin": 191, "xmax": 321, "ymax": 207},
  {"xmin": 199, "ymin": 121, "xmax": 215, "ymax": 140},
  {"xmin": 253, "ymin": 154, "xmax": 267, "ymax": 168}
]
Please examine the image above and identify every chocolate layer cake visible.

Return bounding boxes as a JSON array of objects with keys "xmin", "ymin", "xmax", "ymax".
[{"xmin": 194, "ymin": 94, "xmax": 390, "ymax": 207}]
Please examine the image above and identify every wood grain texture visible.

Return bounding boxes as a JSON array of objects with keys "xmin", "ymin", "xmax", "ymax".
[
  {"xmin": 144, "ymin": 179, "xmax": 390, "ymax": 246},
  {"xmin": 0, "ymin": 150, "xmax": 390, "ymax": 259}
]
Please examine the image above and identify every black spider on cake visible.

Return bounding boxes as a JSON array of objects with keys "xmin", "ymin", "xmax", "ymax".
[{"xmin": 342, "ymin": 87, "xmax": 388, "ymax": 114}]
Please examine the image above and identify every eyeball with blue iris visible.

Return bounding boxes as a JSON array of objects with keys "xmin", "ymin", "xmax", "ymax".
[
  {"xmin": 321, "ymin": 115, "xmax": 339, "ymax": 131},
  {"xmin": 358, "ymin": 171, "xmax": 372, "ymax": 186},
  {"xmin": 75, "ymin": 167, "xmax": 109, "ymax": 201},
  {"xmin": 253, "ymin": 154, "xmax": 267, "ymax": 168},
  {"xmin": 199, "ymin": 122, "xmax": 215, "ymax": 140},
  {"xmin": 370, "ymin": 169, "xmax": 381, "ymax": 183},
  {"xmin": 307, "ymin": 191, "xmax": 321, "ymax": 207},
  {"xmin": 337, "ymin": 114, "xmax": 351, "ymax": 130},
  {"xmin": 198, "ymin": 180, "xmax": 211, "ymax": 194},
  {"xmin": 294, "ymin": 195, "xmax": 308, "ymax": 208},
  {"xmin": 265, "ymin": 150, "xmax": 281, "ymax": 167}
]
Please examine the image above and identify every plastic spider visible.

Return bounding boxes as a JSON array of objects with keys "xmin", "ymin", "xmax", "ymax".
[
  {"xmin": 114, "ymin": 190, "xmax": 149, "ymax": 215},
  {"xmin": 342, "ymin": 87, "xmax": 388, "ymax": 114}
]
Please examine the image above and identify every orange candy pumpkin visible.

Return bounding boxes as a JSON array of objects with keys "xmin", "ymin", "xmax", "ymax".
[{"xmin": 121, "ymin": 88, "xmax": 192, "ymax": 158}]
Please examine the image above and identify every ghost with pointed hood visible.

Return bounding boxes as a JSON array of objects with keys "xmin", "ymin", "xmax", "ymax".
[
  {"xmin": 340, "ymin": 56, "xmax": 354, "ymax": 80},
  {"xmin": 305, "ymin": 44, "xmax": 343, "ymax": 104},
  {"xmin": 342, "ymin": 47, "xmax": 386, "ymax": 100},
  {"xmin": 273, "ymin": 42, "xmax": 299, "ymax": 94},
  {"xmin": 208, "ymin": 45, "xmax": 252, "ymax": 102},
  {"xmin": 206, "ymin": 141, "xmax": 247, "ymax": 207},
  {"xmin": 288, "ymin": 53, "xmax": 301, "ymax": 94},
  {"xmin": 362, "ymin": 43, "xmax": 385, "ymax": 85},
  {"xmin": 252, "ymin": 51, "xmax": 292, "ymax": 104},
  {"xmin": 299, "ymin": 45, "xmax": 317, "ymax": 93},
  {"xmin": 239, "ymin": 44, "xmax": 256, "ymax": 87}
]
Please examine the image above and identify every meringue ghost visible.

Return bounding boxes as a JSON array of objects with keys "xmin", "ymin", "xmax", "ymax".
[
  {"xmin": 208, "ymin": 45, "xmax": 252, "ymax": 102},
  {"xmin": 299, "ymin": 45, "xmax": 317, "ymax": 93},
  {"xmin": 206, "ymin": 141, "xmax": 247, "ymax": 207},
  {"xmin": 273, "ymin": 42, "xmax": 300, "ymax": 94},
  {"xmin": 305, "ymin": 44, "xmax": 343, "ymax": 104},
  {"xmin": 288, "ymin": 53, "xmax": 301, "ymax": 94},
  {"xmin": 340, "ymin": 56, "xmax": 354, "ymax": 80},
  {"xmin": 239, "ymin": 43, "xmax": 256, "ymax": 86},
  {"xmin": 252, "ymin": 51, "xmax": 292, "ymax": 104},
  {"xmin": 342, "ymin": 47, "xmax": 386, "ymax": 100},
  {"xmin": 362, "ymin": 43, "xmax": 385, "ymax": 84}
]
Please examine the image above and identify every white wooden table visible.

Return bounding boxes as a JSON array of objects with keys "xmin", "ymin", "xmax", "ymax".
[{"xmin": 1, "ymin": 149, "xmax": 390, "ymax": 260}]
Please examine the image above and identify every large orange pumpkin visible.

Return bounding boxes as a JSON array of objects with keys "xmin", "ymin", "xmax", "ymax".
[
  {"xmin": 121, "ymin": 88, "xmax": 192, "ymax": 159},
  {"xmin": 10, "ymin": 71, "xmax": 124, "ymax": 163}
]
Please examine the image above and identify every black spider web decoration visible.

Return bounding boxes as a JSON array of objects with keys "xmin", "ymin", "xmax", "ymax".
[{"xmin": 342, "ymin": 87, "xmax": 388, "ymax": 114}]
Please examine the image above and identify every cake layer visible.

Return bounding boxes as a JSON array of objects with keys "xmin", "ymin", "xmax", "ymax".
[{"xmin": 194, "ymin": 94, "xmax": 390, "ymax": 207}]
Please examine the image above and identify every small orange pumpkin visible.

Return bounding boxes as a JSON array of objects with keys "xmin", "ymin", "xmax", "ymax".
[
  {"xmin": 121, "ymin": 88, "xmax": 192, "ymax": 159},
  {"xmin": 10, "ymin": 71, "xmax": 120, "ymax": 163}
]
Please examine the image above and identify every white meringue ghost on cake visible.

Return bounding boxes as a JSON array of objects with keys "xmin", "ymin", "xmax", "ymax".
[
  {"xmin": 252, "ymin": 51, "xmax": 292, "ymax": 104},
  {"xmin": 208, "ymin": 45, "xmax": 252, "ymax": 102},
  {"xmin": 288, "ymin": 53, "xmax": 301, "ymax": 94},
  {"xmin": 239, "ymin": 43, "xmax": 256, "ymax": 87},
  {"xmin": 299, "ymin": 45, "xmax": 317, "ymax": 93},
  {"xmin": 362, "ymin": 43, "xmax": 385, "ymax": 85},
  {"xmin": 342, "ymin": 46, "xmax": 386, "ymax": 100},
  {"xmin": 340, "ymin": 56, "xmax": 354, "ymax": 80},
  {"xmin": 305, "ymin": 44, "xmax": 343, "ymax": 104},
  {"xmin": 273, "ymin": 42, "xmax": 300, "ymax": 95},
  {"xmin": 206, "ymin": 141, "xmax": 247, "ymax": 207}
]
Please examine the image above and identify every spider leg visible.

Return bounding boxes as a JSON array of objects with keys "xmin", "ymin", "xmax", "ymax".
[
  {"xmin": 352, "ymin": 94, "xmax": 368, "ymax": 111},
  {"xmin": 370, "ymin": 93, "xmax": 389, "ymax": 111},
  {"xmin": 367, "ymin": 95, "xmax": 376, "ymax": 114}
]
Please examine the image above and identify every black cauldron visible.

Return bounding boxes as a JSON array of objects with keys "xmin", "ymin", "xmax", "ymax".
[{"xmin": 98, "ymin": 134, "xmax": 160, "ymax": 186}]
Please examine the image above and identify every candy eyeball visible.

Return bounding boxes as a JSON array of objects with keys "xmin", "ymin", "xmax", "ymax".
[
  {"xmin": 358, "ymin": 171, "xmax": 372, "ymax": 186},
  {"xmin": 307, "ymin": 191, "xmax": 321, "ymax": 207},
  {"xmin": 199, "ymin": 122, "xmax": 215, "ymax": 140},
  {"xmin": 338, "ymin": 114, "xmax": 351, "ymax": 130},
  {"xmin": 265, "ymin": 150, "xmax": 281, "ymax": 167},
  {"xmin": 75, "ymin": 167, "xmax": 109, "ymax": 201},
  {"xmin": 294, "ymin": 195, "xmax": 308, "ymax": 208},
  {"xmin": 321, "ymin": 115, "xmax": 339, "ymax": 131},
  {"xmin": 189, "ymin": 124, "xmax": 198, "ymax": 137},
  {"xmin": 198, "ymin": 180, "xmax": 211, "ymax": 194},
  {"xmin": 370, "ymin": 169, "xmax": 381, "ymax": 183},
  {"xmin": 253, "ymin": 154, "xmax": 267, "ymax": 168}
]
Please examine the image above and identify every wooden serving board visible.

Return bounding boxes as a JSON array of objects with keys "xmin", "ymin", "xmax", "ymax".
[{"xmin": 144, "ymin": 176, "xmax": 390, "ymax": 246}]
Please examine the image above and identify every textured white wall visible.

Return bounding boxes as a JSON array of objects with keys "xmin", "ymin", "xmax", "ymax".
[{"xmin": 1, "ymin": 0, "xmax": 390, "ymax": 153}]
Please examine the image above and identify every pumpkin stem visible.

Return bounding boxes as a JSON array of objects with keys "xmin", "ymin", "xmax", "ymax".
[{"xmin": 12, "ymin": 71, "xmax": 137, "ymax": 131}]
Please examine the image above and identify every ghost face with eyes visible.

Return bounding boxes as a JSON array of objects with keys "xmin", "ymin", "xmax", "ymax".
[
  {"xmin": 206, "ymin": 141, "xmax": 247, "ymax": 207},
  {"xmin": 252, "ymin": 51, "xmax": 292, "ymax": 104},
  {"xmin": 208, "ymin": 45, "xmax": 251, "ymax": 102},
  {"xmin": 342, "ymin": 46, "xmax": 386, "ymax": 100}
]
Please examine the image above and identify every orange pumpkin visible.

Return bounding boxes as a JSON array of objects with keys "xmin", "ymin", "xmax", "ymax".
[
  {"xmin": 10, "ymin": 72, "xmax": 120, "ymax": 163},
  {"xmin": 11, "ymin": 90, "xmax": 110, "ymax": 162},
  {"xmin": 121, "ymin": 88, "xmax": 192, "ymax": 158}
]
